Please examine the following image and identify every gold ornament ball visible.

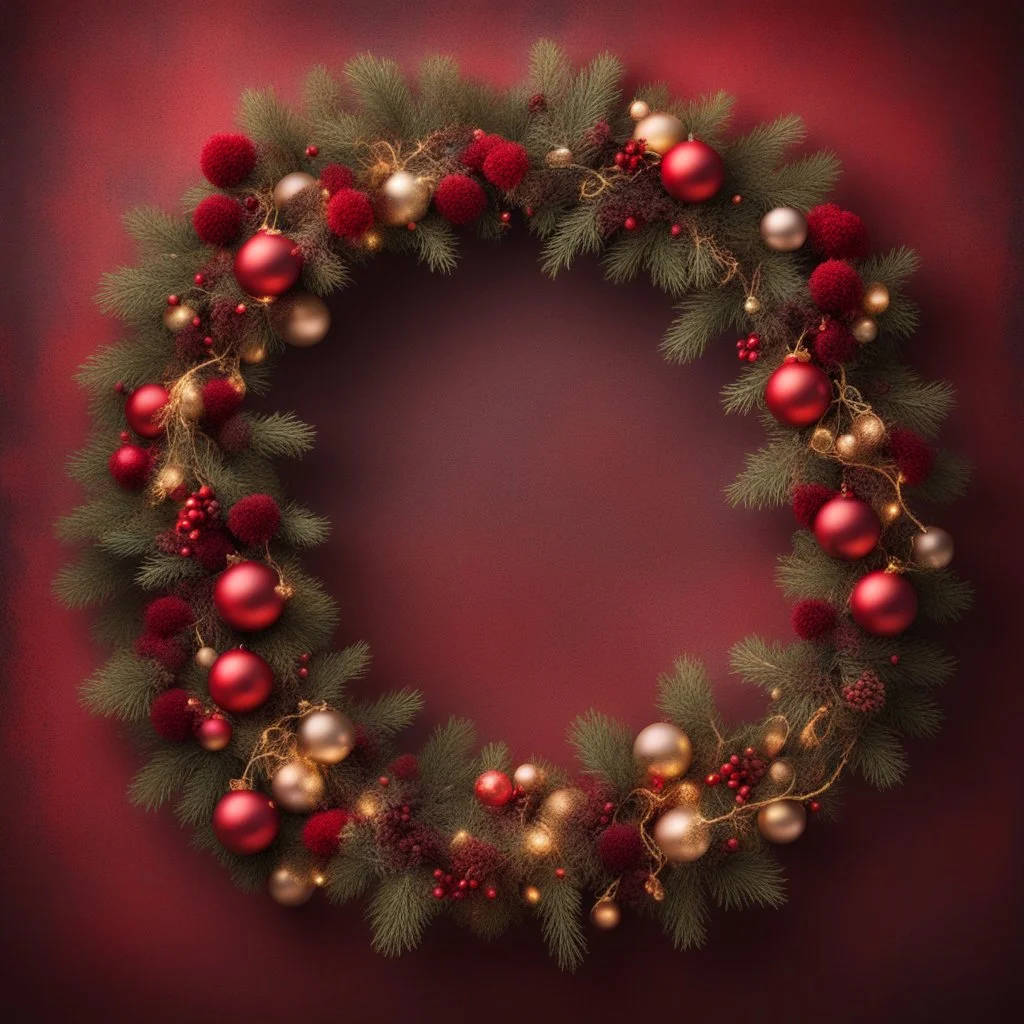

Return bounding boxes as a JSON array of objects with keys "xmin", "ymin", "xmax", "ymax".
[
  {"xmin": 540, "ymin": 787, "xmax": 584, "ymax": 822},
  {"xmin": 911, "ymin": 527, "xmax": 955, "ymax": 570},
  {"xmin": 851, "ymin": 412, "xmax": 886, "ymax": 452},
  {"xmin": 271, "ymin": 758, "xmax": 325, "ymax": 813},
  {"xmin": 268, "ymin": 865, "xmax": 316, "ymax": 907},
  {"xmin": 523, "ymin": 885, "xmax": 542, "ymax": 906},
  {"xmin": 743, "ymin": 295, "xmax": 762, "ymax": 315},
  {"xmin": 862, "ymin": 281, "xmax": 891, "ymax": 315},
  {"xmin": 296, "ymin": 709, "xmax": 356, "ymax": 765},
  {"xmin": 154, "ymin": 463, "xmax": 185, "ymax": 497},
  {"xmin": 194, "ymin": 645, "xmax": 218, "ymax": 669},
  {"xmin": 513, "ymin": 762, "xmax": 546, "ymax": 793},
  {"xmin": 810, "ymin": 426, "xmax": 835, "ymax": 454},
  {"xmin": 272, "ymin": 292, "xmax": 332, "ymax": 348},
  {"xmin": 756, "ymin": 799, "xmax": 807, "ymax": 844},
  {"xmin": 768, "ymin": 759, "xmax": 795, "ymax": 787},
  {"xmin": 851, "ymin": 316, "xmax": 879, "ymax": 344},
  {"xmin": 177, "ymin": 381, "xmax": 205, "ymax": 421},
  {"xmin": 545, "ymin": 146, "xmax": 574, "ymax": 168},
  {"xmin": 762, "ymin": 723, "xmax": 787, "ymax": 758},
  {"xmin": 632, "ymin": 722, "xmax": 692, "ymax": 780},
  {"xmin": 674, "ymin": 779, "xmax": 702, "ymax": 807},
  {"xmin": 524, "ymin": 827, "xmax": 553, "ymax": 857},
  {"xmin": 162, "ymin": 302, "xmax": 196, "ymax": 333},
  {"xmin": 759, "ymin": 207, "xmax": 808, "ymax": 252},
  {"xmin": 374, "ymin": 170, "xmax": 432, "ymax": 227},
  {"xmin": 632, "ymin": 112, "xmax": 685, "ymax": 155},
  {"xmin": 629, "ymin": 99, "xmax": 651, "ymax": 122},
  {"xmin": 273, "ymin": 171, "xmax": 318, "ymax": 211},
  {"xmin": 590, "ymin": 898, "xmax": 621, "ymax": 930},
  {"xmin": 652, "ymin": 806, "xmax": 710, "ymax": 864},
  {"xmin": 835, "ymin": 433, "xmax": 860, "ymax": 461}
]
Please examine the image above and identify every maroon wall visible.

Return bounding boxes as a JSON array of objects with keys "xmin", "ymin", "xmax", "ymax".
[{"xmin": 1, "ymin": 1, "xmax": 1019, "ymax": 1020}]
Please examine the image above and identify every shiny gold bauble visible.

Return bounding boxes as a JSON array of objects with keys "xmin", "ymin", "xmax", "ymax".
[
  {"xmin": 177, "ymin": 381, "xmax": 205, "ymax": 421},
  {"xmin": 272, "ymin": 171, "xmax": 318, "ymax": 210},
  {"xmin": 629, "ymin": 99, "xmax": 651, "ymax": 122},
  {"xmin": 523, "ymin": 885, "xmax": 542, "ymax": 906},
  {"xmin": 271, "ymin": 758, "xmax": 324, "ymax": 813},
  {"xmin": 513, "ymin": 762, "xmax": 546, "ymax": 793},
  {"xmin": 851, "ymin": 316, "xmax": 879, "ymax": 344},
  {"xmin": 762, "ymin": 723, "xmax": 787, "ymax": 758},
  {"xmin": 194, "ymin": 645, "xmax": 219, "ymax": 669},
  {"xmin": 768, "ymin": 759, "xmax": 795, "ymax": 787},
  {"xmin": 652, "ymin": 806, "xmax": 710, "ymax": 864},
  {"xmin": 240, "ymin": 342, "xmax": 268, "ymax": 364},
  {"xmin": 268, "ymin": 865, "xmax": 316, "ymax": 907},
  {"xmin": 162, "ymin": 303, "xmax": 196, "ymax": 332},
  {"xmin": 545, "ymin": 146, "xmax": 574, "ymax": 168},
  {"xmin": 759, "ymin": 206, "xmax": 808, "ymax": 252},
  {"xmin": 524, "ymin": 827, "xmax": 553, "ymax": 857},
  {"xmin": 373, "ymin": 170, "xmax": 432, "ymax": 226},
  {"xmin": 632, "ymin": 722, "xmax": 692, "ymax": 780},
  {"xmin": 810, "ymin": 426, "xmax": 835, "ymax": 454},
  {"xmin": 296, "ymin": 709, "xmax": 356, "ymax": 765},
  {"xmin": 756, "ymin": 799, "xmax": 807, "ymax": 844},
  {"xmin": 674, "ymin": 779, "xmax": 702, "ymax": 807},
  {"xmin": 743, "ymin": 295, "xmax": 762, "ymax": 315},
  {"xmin": 632, "ymin": 112, "xmax": 685, "ymax": 155},
  {"xmin": 271, "ymin": 291, "xmax": 331, "ymax": 347},
  {"xmin": 835, "ymin": 433, "xmax": 860, "ymax": 461},
  {"xmin": 911, "ymin": 527, "xmax": 955, "ymax": 570},
  {"xmin": 862, "ymin": 281, "xmax": 891, "ymax": 315},
  {"xmin": 590, "ymin": 898, "xmax": 621, "ymax": 930},
  {"xmin": 540, "ymin": 787, "xmax": 584, "ymax": 822},
  {"xmin": 851, "ymin": 412, "xmax": 886, "ymax": 452},
  {"xmin": 153, "ymin": 463, "xmax": 185, "ymax": 497}
]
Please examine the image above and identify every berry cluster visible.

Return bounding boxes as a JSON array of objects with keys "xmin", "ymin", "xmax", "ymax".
[
  {"xmin": 842, "ymin": 670, "xmax": 886, "ymax": 713},
  {"xmin": 613, "ymin": 137, "xmax": 648, "ymax": 174},
  {"xmin": 174, "ymin": 485, "xmax": 220, "ymax": 558},
  {"xmin": 377, "ymin": 803, "xmax": 441, "ymax": 869},
  {"xmin": 295, "ymin": 651, "xmax": 311, "ymax": 679},
  {"xmin": 736, "ymin": 332, "xmax": 761, "ymax": 362},
  {"xmin": 706, "ymin": 746, "xmax": 768, "ymax": 805},
  {"xmin": 430, "ymin": 837, "xmax": 504, "ymax": 902}
]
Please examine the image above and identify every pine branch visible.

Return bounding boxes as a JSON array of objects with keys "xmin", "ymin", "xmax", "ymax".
[
  {"xmin": 850, "ymin": 723, "xmax": 907, "ymax": 789},
  {"xmin": 540, "ymin": 204, "xmax": 601, "ymax": 277},
  {"xmin": 661, "ymin": 287, "xmax": 742, "ymax": 364},
  {"xmin": 913, "ymin": 568, "xmax": 973, "ymax": 623},
  {"xmin": 81, "ymin": 649, "xmax": 165, "ymax": 722},
  {"xmin": 725, "ymin": 433, "xmax": 805, "ymax": 508},
  {"xmin": 54, "ymin": 548, "xmax": 126, "ymax": 607},
  {"xmin": 323, "ymin": 830, "xmax": 374, "ymax": 904},
  {"xmin": 345, "ymin": 54, "xmax": 417, "ymax": 139},
  {"xmin": 122, "ymin": 207, "xmax": 201, "ymax": 257},
  {"xmin": 567, "ymin": 710, "xmax": 634, "ymax": 793},
  {"xmin": 536, "ymin": 879, "xmax": 587, "ymax": 971},
  {"xmin": 527, "ymin": 39, "xmax": 573, "ymax": 101},
  {"xmin": 129, "ymin": 746, "xmax": 209, "ymax": 810},
  {"xmin": 304, "ymin": 642, "xmax": 372, "ymax": 704},
  {"xmin": 279, "ymin": 501, "xmax": 330, "ymax": 548},
  {"xmin": 909, "ymin": 451, "xmax": 970, "ymax": 503},
  {"xmin": 661, "ymin": 867, "xmax": 709, "ymax": 950},
  {"xmin": 367, "ymin": 871, "xmax": 437, "ymax": 956},
  {"xmin": 350, "ymin": 688, "xmax": 424, "ymax": 737},
  {"xmin": 410, "ymin": 217, "xmax": 458, "ymax": 273},
  {"xmin": 656, "ymin": 656, "xmax": 724, "ymax": 755},
  {"xmin": 476, "ymin": 740, "xmax": 512, "ymax": 774},
  {"xmin": 246, "ymin": 412, "xmax": 317, "ymax": 459},
  {"xmin": 707, "ymin": 851, "xmax": 787, "ymax": 910}
]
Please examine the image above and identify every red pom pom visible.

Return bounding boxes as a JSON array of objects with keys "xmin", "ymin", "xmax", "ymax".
[
  {"xmin": 460, "ymin": 134, "xmax": 501, "ymax": 171},
  {"xmin": 193, "ymin": 528, "xmax": 236, "ymax": 572},
  {"xmin": 201, "ymin": 378, "xmax": 244, "ymax": 427},
  {"xmin": 791, "ymin": 484, "xmax": 837, "ymax": 528},
  {"xmin": 227, "ymin": 494, "xmax": 281, "ymax": 546},
  {"xmin": 302, "ymin": 809, "xmax": 350, "ymax": 857},
  {"xmin": 389, "ymin": 753, "xmax": 419, "ymax": 781},
  {"xmin": 109, "ymin": 443, "xmax": 151, "ymax": 489},
  {"xmin": 150, "ymin": 688, "xmax": 199, "ymax": 741},
  {"xmin": 811, "ymin": 319, "xmax": 858, "ymax": 368},
  {"xmin": 482, "ymin": 141, "xmax": 529, "ymax": 189},
  {"xmin": 216, "ymin": 414, "xmax": 252, "ymax": 454},
  {"xmin": 174, "ymin": 324, "xmax": 207, "ymax": 363},
  {"xmin": 193, "ymin": 194, "xmax": 243, "ymax": 246},
  {"xmin": 806, "ymin": 203, "xmax": 869, "ymax": 260},
  {"xmin": 135, "ymin": 633, "xmax": 188, "ymax": 673},
  {"xmin": 319, "ymin": 164, "xmax": 355, "ymax": 195},
  {"xmin": 144, "ymin": 596, "xmax": 194, "ymax": 638},
  {"xmin": 889, "ymin": 428, "xmax": 934, "ymax": 486},
  {"xmin": 791, "ymin": 599, "xmax": 838, "ymax": 640},
  {"xmin": 598, "ymin": 823, "xmax": 645, "ymax": 873},
  {"xmin": 326, "ymin": 188, "xmax": 374, "ymax": 239},
  {"xmin": 200, "ymin": 133, "xmax": 257, "ymax": 188},
  {"xmin": 808, "ymin": 259, "xmax": 863, "ymax": 315},
  {"xmin": 433, "ymin": 174, "xmax": 487, "ymax": 225}
]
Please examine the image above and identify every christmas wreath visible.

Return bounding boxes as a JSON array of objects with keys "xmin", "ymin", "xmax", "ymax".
[{"xmin": 58, "ymin": 43, "xmax": 971, "ymax": 968}]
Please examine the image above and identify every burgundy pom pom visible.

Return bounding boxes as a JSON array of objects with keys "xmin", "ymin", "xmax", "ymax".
[
  {"xmin": 193, "ymin": 528, "xmax": 236, "ymax": 572},
  {"xmin": 326, "ymin": 188, "xmax": 374, "ymax": 239},
  {"xmin": 791, "ymin": 599, "xmax": 838, "ymax": 640},
  {"xmin": 460, "ymin": 134, "xmax": 501, "ymax": 171},
  {"xmin": 889, "ymin": 427, "xmax": 935, "ymax": 486},
  {"xmin": 201, "ymin": 378, "xmax": 244, "ymax": 427},
  {"xmin": 216, "ymin": 414, "xmax": 252, "ymax": 454},
  {"xmin": 433, "ymin": 174, "xmax": 488, "ymax": 225},
  {"xmin": 811, "ymin": 319, "xmax": 858, "ymax": 368},
  {"xmin": 227, "ymin": 493, "xmax": 281, "ymax": 546},
  {"xmin": 482, "ymin": 141, "xmax": 529, "ymax": 189},
  {"xmin": 302, "ymin": 809, "xmax": 350, "ymax": 857},
  {"xmin": 135, "ymin": 633, "xmax": 188, "ymax": 673},
  {"xmin": 791, "ymin": 484, "xmax": 837, "ymax": 528},
  {"xmin": 199, "ymin": 133, "xmax": 256, "ymax": 188},
  {"xmin": 806, "ymin": 203, "xmax": 869, "ymax": 260},
  {"xmin": 150, "ymin": 688, "xmax": 199, "ymax": 741},
  {"xmin": 598, "ymin": 823, "xmax": 645, "ymax": 873},
  {"xmin": 808, "ymin": 259, "xmax": 864, "ymax": 315},
  {"xmin": 174, "ymin": 324, "xmax": 207, "ymax": 363},
  {"xmin": 389, "ymin": 753, "xmax": 420, "ymax": 781},
  {"xmin": 144, "ymin": 596, "xmax": 194, "ymax": 638},
  {"xmin": 193, "ymin": 194, "xmax": 243, "ymax": 246},
  {"xmin": 319, "ymin": 164, "xmax": 355, "ymax": 195},
  {"xmin": 109, "ymin": 443, "xmax": 151, "ymax": 489}
]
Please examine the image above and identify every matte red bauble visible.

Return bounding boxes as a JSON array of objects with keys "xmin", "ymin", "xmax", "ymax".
[
  {"xmin": 660, "ymin": 140, "xmax": 725, "ymax": 203},
  {"xmin": 125, "ymin": 384, "xmax": 170, "ymax": 439},
  {"xmin": 207, "ymin": 648, "xmax": 274, "ymax": 713},
  {"xmin": 108, "ymin": 443, "xmax": 151, "ymax": 489},
  {"xmin": 765, "ymin": 357, "xmax": 833, "ymax": 427},
  {"xmin": 213, "ymin": 560, "xmax": 285, "ymax": 632},
  {"xmin": 850, "ymin": 570, "xmax": 918, "ymax": 636},
  {"xmin": 813, "ymin": 494, "xmax": 882, "ymax": 560},
  {"xmin": 233, "ymin": 230, "xmax": 303, "ymax": 298},
  {"xmin": 474, "ymin": 770, "xmax": 514, "ymax": 807},
  {"xmin": 211, "ymin": 790, "xmax": 279, "ymax": 855},
  {"xmin": 196, "ymin": 713, "xmax": 233, "ymax": 751}
]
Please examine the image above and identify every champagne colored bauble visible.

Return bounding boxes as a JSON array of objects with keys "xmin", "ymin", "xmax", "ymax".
[
  {"xmin": 125, "ymin": 384, "xmax": 170, "ymax": 439},
  {"xmin": 524, "ymin": 827, "xmax": 553, "ymax": 857},
  {"xmin": 212, "ymin": 789, "xmax": 279, "ymax": 855},
  {"xmin": 629, "ymin": 99, "xmax": 651, "ymax": 121},
  {"xmin": 474, "ymin": 769, "xmax": 514, "ymax": 807},
  {"xmin": 768, "ymin": 759, "xmax": 795, "ymax": 787},
  {"xmin": 757, "ymin": 799, "xmax": 807, "ymax": 844},
  {"xmin": 163, "ymin": 302, "xmax": 196, "ymax": 332},
  {"xmin": 850, "ymin": 570, "xmax": 918, "ymax": 636},
  {"xmin": 233, "ymin": 229, "xmax": 304, "ymax": 299},
  {"xmin": 632, "ymin": 722, "xmax": 692, "ymax": 780},
  {"xmin": 271, "ymin": 758, "xmax": 325, "ymax": 813},
  {"xmin": 813, "ymin": 494, "xmax": 882, "ymax": 560},
  {"xmin": 540, "ymin": 787, "xmax": 585, "ymax": 822},
  {"xmin": 743, "ymin": 295, "xmax": 762, "ymax": 314},
  {"xmin": 154, "ymin": 463, "xmax": 185, "ymax": 498},
  {"xmin": 177, "ymin": 381, "xmax": 205, "ymax": 421},
  {"xmin": 196, "ymin": 713, "xmax": 232, "ymax": 751},
  {"xmin": 764, "ymin": 357, "xmax": 832, "ymax": 428},
  {"xmin": 762, "ymin": 723, "xmax": 787, "ymax": 758},
  {"xmin": 523, "ymin": 885, "xmax": 542, "ymax": 906},
  {"xmin": 213, "ymin": 561, "xmax": 285, "ymax": 632},
  {"xmin": 660, "ymin": 139, "xmax": 725, "ymax": 202},
  {"xmin": 810, "ymin": 426, "xmax": 835, "ymax": 453},
  {"xmin": 296, "ymin": 709, "xmax": 356, "ymax": 765},
  {"xmin": 374, "ymin": 170, "xmax": 432, "ymax": 226},
  {"xmin": 759, "ymin": 206, "xmax": 808, "ymax": 252},
  {"xmin": 851, "ymin": 412, "xmax": 886, "ymax": 452},
  {"xmin": 834, "ymin": 432, "xmax": 860, "ymax": 460},
  {"xmin": 545, "ymin": 146, "xmax": 574, "ymax": 168},
  {"xmin": 652, "ymin": 806, "xmax": 711, "ymax": 863},
  {"xmin": 195, "ymin": 645, "xmax": 219, "ymax": 669},
  {"xmin": 632, "ymin": 111, "xmax": 685, "ymax": 155},
  {"xmin": 270, "ymin": 291, "xmax": 331, "ymax": 347},
  {"xmin": 911, "ymin": 527, "xmax": 955, "ymax": 570},
  {"xmin": 590, "ymin": 898, "xmax": 621, "ymax": 930},
  {"xmin": 513, "ymin": 762, "xmax": 546, "ymax": 793},
  {"xmin": 268, "ymin": 865, "xmax": 316, "ymax": 907},
  {"xmin": 862, "ymin": 281, "xmax": 891, "ymax": 315},
  {"xmin": 851, "ymin": 315, "xmax": 878, "ymax": 344},
  {"xmin": 207, "ymin": 648, "xmax": 275, "ymax": 713},
  {"xmin": 272, "ymin": 171, "xmax": 317, "ymax": 210}
]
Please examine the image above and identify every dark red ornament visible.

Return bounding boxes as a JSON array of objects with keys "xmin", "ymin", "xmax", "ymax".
[
  {"xmin": 764, "ymin": 356, "xmax": 832, "ymax": 427},
  {"xmin": 791, "ymin": 599, "xmax": 837, "ymax": 640},
  {"xmin": 791, "ymin": 483, "xmax": 837, "ymax": 528},
  {"xmin": 481, "ymin": 141, "xmax": 529, "ymax": 189},
  {"xmin": 326, "ymin": 188, "xmax": 374, "ymax": 239},
  {"xmin": 213, "ymin": 560, "xmax": 285, "ymax": 632},
  {"xmin": 193, "ymin": 194, "xmax": 243, "ymax": 246},
  {"xmin": 850, "ymin": 570, "xmax": 918, "ymax": 637},
  {"xmin": 124, "ymin": 384, "xmax": 170, "ymax": 439},
  {"xmin": 196, "ymin": 714, "xmax": 233, "ymax": 751},
  {"xmin": 150, "ymin": 688, "xmax": 200, "ymax": 741},
  {"xmin": 211, "ymin": 789, "xmax": 279, "ymax": 855},
  {"xmin": 319, "ymin": 164, "xmax": 354, "ymax": 195},
  {"xmin": 659, "ymin": 140, "xmax": 724, "ymax": 203},
  {"xmin": 227, "ymin": 493, "xmax": 281, "ymax": 546},
  {"xmin": 808, "ymin": 259, "xmax": 863, "ymax": 314},
  {"xmin": 201, "ymin": 378, "xmax": 244, "ymax": 427},
  {"xmin": 473, "ymin": 770, "xmax": 514, "ymax": 807},
  {"xmin": 813, "ymin": 494, "xmax": 882, "ymax": 560},
  {"xmin": 232, "ymin": 229, "xmax": 303, "ymax": 298},
  {"xmin": 207, "ymin": 648, "xmax": 274, "ymax": 713},
  {"xmin": 108, "ymin": 443, "xmax": 151, "ymax": 489},
  {"xmin": 433, "ymin": 174, "xmax": 487, "ymax": 225},
  {"xmin": 199, "ymin": 133, "xmax": 256, "ymax": 188},
  {"xmin": 303, "ymin": 808, "xmax": 350, "ymax": 856},
  {"xmin": 806, "ymin": 203, "xmax": 869, "ymax": 260},
  {"xmin": 144, "ymin": 595, "xmax": 193, "ymax": 637}
]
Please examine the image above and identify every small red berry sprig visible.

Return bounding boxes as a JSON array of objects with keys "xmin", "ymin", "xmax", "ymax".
[
  {"xmin": 431, "ymin": 867, "xmax": 498, "ymax": 903},
  {"xmin": 705, "ymin": 746, "xmax": 768, "ymax": 805},
  {"xmin": 736, "ymin": 332, "xmax": 762, "ymax": 362},
  {"xmin": 295, "ymin": 651, "xmax": 311, "ymax": 679},
  {"xmin": 613, "ymin": 137, "xmax": 648, "ymax": 174},
  {"xmin": 174, "ymin": 485, "xmax": 220, "ymax": 558}
]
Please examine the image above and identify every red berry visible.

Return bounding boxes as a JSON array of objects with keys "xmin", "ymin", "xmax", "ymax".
[
  {"xmin": 706, "ymin": 773, "xmax": 721, "ymax": 786},
  {"xmin": 485, "ymin": 887, "xmax": 497, "ymax": 900},
  {"xmin": 194, "ymin": 273, "xmax": 206, "ymax": 286},
  {"xmin": 167, "ymin": 294, "xmax": 179, "ymax": 306},
  {"xmin": 890, "ymin": 654, "xmax": 900, "ymax": 665},
  {"xmin": 731, "ymin": 194, "xmax": 742, "ymax": 205},
  {"xmin": 624, "ymin": 215, "xmax": 637, "ymax": 231},
  {"xmin": 809, "ymin": 800, "xmax": 822, "ymax": 813},
  {"xmin": 433, "ymin": 869, "xmax": 443, "ymax": 879},
  {"xmin": 378, "ymin": 776, "xmax": 389, "ymax": 786},
  {"xmin": 500, "ymin": 211, "xmax": 512, "ymax": 224},
  {"xmin": 305, "ymin": 145, "xmax": 319, "ymax": 158},
  {"xmin": 432, "ymin": 887, "xmax": 445, "ymax": 899},
  {"xmin": 726, "ymin": 837, "xmax": 740, "ymax": 851},
  {"xmin": 235, "ymin": 303, "xmax": 246, "ymax": 315},
  {"xmin": 670, "ymin": 223, "xmax": 682, "ymax": 237},
  {"xmin": 554, "ymin": 867, "xmax": 566, "ymax": 879}
]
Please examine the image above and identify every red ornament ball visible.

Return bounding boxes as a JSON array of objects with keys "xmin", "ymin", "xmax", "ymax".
[
  {"xmin": 319, "ymin": 163, "xmax": 355, "ymax": 195},
  {"xmin": 813, "ymin": 494, "xmax": 882, "ymax": 560},
  {"xmin": 326, "ymin": 188, "xmax": 374, "ymax": 239},
  {"xmin": 109, "ymin": 443, "xmax": 151, "ymax": 489},
  {"xmin": 150, "ymin": 688, "xmax": 199, "ymax": 741},
  {"xmin": 889, "ymin": 428, "xmax": 935, "ymax": 486},
  {"xmin": 474, "ymin": 770, "xmax": 514, "ymax": 807},
  {"xmin": 791, "ymin": 598, "xmax": 837, "ymax": 640},
  {"xmin": 196, "ymin": 713, "xmax": 233, "ymax": 751},
  {"xmin": 193, "ymin": 194, "xmax": 243, "ymax": 246},
  {"xmin": 597, "ymin": 823, "xmax": 645, "ymax": 873},
  {"xmin": 851, "ymin": 571, "xmax": 918, "ymax": 637},
  {"xmin": 461, "ymin": 134, "xmax": 502, "ymax": 172},
  {"xmin": 233, "ymin": 229, "xmax": 303, "ymax": 298},
  {"xmin": 808, "ymin": 259, "xmax": 863, "ymax": 314},
  {"xmin": 792, "ymin": 483, "xmax": 837, "ymax": 529},
  {"xmin": 806, "ymin": 203, "xmax": 869, "ymax": 260},
  {"xmin": 764, "ymin": 357, "xmax": 832, "ymax": 427},
  {"xmin": 213, "ymin": 560, "xmax": 285, "ymax": 632},
  {"xmin": 302, "ymin": 808, "xmax": 350, "ymax": 857},
  {"xmin": 482, "ymin": 141, "xmax": 530, "ymax": 189},
  {"xmin": 811, "ymin": 320, "xmax": 858, "ymax": 368},
  {"xmin": 433, "ymin": 174, "xmax": 488, "ymax": 225},
  {"xmin": 227, "ymin": 493, "xmax": 281, "ymax": 546},
  {"xmin": 200, "ymin": 133, "xmax": 257, "ymax": 188},
  {"xmin": 212, "ymin": 789, "xmax": 279, "ymax": 855},
  {"xmin": 207, "ymin": 648, "xmax": 274, "ymax": 713},
  {"xmin": 659, "ymin": 140, "xmax": 725, "ymax": 203},
  {"xmin": 135, "ymin": 633, "xmax": 188, "ymax": 673},
  {"xmin": 144, "ymin": 595, "xmax": 194, "ymax": 637},
  {"xmin": 201, "ymin": 378, "xmax": 244, "ymax": 428},
  {"xmin": 125, "ymin": 384, "xmax": 170, "ymax": 439}
]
